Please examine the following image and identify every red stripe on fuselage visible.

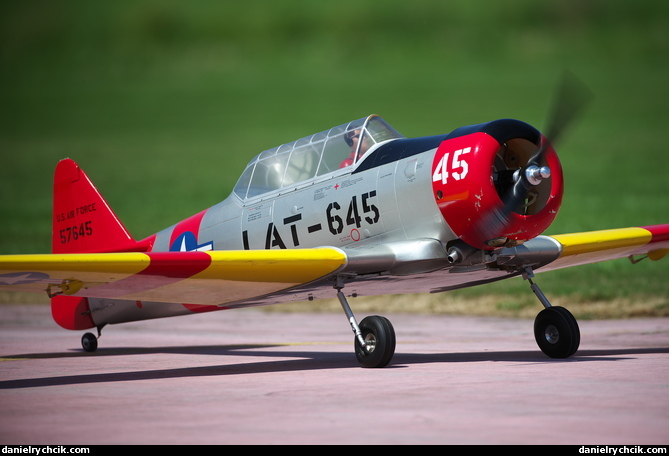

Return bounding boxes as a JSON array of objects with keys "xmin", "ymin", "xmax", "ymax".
[{"xmin": 169, "ymin": 210, "xmax": 208, "ymax": 248}]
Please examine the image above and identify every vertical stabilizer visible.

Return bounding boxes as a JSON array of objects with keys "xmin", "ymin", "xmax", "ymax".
[{"xmin": 52, "ymin": 158, "xmax": 141, "ymax": 254}]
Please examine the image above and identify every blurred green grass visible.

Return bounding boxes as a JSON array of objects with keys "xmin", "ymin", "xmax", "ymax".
[{"xmin": 1, "ymin": 0, "xmax": 668, "ymax": 313}]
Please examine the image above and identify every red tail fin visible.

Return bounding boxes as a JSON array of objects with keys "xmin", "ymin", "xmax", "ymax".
[
  {"xmin": 51, "ymin": 159, "xmax": 152, "ymax": 331},
  {"xmin": 52, "ymin": 158, "xmax": 146, "ymax": 254}
]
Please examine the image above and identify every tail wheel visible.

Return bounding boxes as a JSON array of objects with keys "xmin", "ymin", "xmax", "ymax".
[
  {"xmin": 81, "ymin": 332, "xmax": 98, "ymax": 352},
  {"xmin": 534, "ymin": 306, "xmax": 580, "ymax": 358},
  {"xmin": 354, "ymin": 316, "xmax": 396, "ymax": 368}
]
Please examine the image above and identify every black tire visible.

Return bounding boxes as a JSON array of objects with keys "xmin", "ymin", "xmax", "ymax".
[
  {"xmin": 534, "ymin": 306, "xmax": 580, "ymax": 358},
  {"xmin": 81, "ymin": 332, "xmax": 98, "ymax": 352},
  {"xmin": 354, "ymin": 316, "xmax": 396, "ymax": 368}
]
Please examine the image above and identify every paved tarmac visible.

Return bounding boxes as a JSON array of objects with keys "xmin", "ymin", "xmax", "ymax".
[{"xmin": 0, "ymin": 303, "xmax": 668, "ymax": 445}]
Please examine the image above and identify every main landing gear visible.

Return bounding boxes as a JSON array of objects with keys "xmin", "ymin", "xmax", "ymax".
[
  {"xmin": 523, "ymin": 267, "xmax": 580, "ymax": 358},
  {"xmin": 334, "ymin": 267, "xmax": 579, "ymax": 368},
  {"xmin": 335, "ymin": 277, "xmax": 396, "ymax": 368}
]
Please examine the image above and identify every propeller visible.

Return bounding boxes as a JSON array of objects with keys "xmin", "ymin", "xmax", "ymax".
[{"xmin": 479, "ymin": 70, "xmax": 593, "ymax": 247}]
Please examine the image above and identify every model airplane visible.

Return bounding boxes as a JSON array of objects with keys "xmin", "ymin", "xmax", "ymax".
[{"xmin": 1, "ymin": 103, "xmax": 668, "ymax": 368}]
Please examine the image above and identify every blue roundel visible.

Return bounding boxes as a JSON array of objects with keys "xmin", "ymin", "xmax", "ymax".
[{"xmin": 170, "ymin": 232, "xmax": 213, "ymax": 252}]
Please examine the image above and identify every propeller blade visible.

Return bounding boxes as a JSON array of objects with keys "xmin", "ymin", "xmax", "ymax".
[
  {"xmin": 544, "ymin": 70, "xmax": 594, "ymax": 147},
  {"xmin": 476, "ymin": 71, "xmax": 593, "ymax": 247}
]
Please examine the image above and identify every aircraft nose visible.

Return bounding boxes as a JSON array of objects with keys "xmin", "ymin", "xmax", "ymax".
[{"xmin": 432, "ymin": 121, "xmax": 564, "ymax": 250}]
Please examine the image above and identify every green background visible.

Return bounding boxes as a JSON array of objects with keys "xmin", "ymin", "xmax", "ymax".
[{"xmin": 1, "ymin": 0, "xmax": 668, "ymax": 316}]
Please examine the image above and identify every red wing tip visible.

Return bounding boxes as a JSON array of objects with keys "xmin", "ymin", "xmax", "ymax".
[{"xmin": 641, "ymin": 224, "xmax": 669, "ymax": 243}]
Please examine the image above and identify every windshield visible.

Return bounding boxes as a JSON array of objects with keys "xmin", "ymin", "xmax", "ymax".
[{"xmin": 233, "ymin": 115, "xmax": 403, "ymax": 200}]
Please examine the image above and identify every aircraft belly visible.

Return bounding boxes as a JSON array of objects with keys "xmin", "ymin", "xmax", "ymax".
[
  {"xmin": 225, "ymin": 266, "xmax": 521, "ymax": 309},
  {"xmin": 349, "ymin": 268, "xmax": 520, "ymax": 297},
  {"xmin": 88, "ymin": 298, "xmax": 204, "ymax": 325}
]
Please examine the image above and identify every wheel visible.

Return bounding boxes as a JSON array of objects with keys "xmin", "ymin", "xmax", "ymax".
[
  {"xmin": 354, "ymin": 316, "xmax": 396, "ymax": 368},
  {"xmin": 534, "ymin": 306, "xmax": 580, "ymax": 358},
  {"xmin": 81, "ymin": 332, "xmax": 98, "ymax": 352}
]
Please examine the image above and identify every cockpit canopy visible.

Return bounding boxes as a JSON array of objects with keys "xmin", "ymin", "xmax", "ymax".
[{"xmin": 233, "ymin": 115, "xmax": 403, "ymax": 200}]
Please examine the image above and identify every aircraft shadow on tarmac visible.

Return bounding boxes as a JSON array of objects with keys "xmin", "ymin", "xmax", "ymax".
[{"xmin": 1, "ymin": 345, "xmax": 668, "ymax": 389}]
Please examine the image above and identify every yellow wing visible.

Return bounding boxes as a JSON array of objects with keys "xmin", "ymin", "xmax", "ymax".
[
  {"xmin": 0, "ymin": 248, "xmax": 347, "ymax": 305},
  {"xmin": 541, "ymin": 225, "xmax": 669, "ymax": 272}
]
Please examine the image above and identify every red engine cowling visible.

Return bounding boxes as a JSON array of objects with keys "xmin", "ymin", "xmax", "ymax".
[{"xmin": 432, "ymin": 120, "xmax": 563, "ymax": 251}]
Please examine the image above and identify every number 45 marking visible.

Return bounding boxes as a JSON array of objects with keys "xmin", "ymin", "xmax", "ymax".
[{"xmin": 433, "ymin": 147, "xmax": 471, "ymax": 184}]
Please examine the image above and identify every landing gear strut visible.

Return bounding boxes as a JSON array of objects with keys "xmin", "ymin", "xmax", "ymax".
[
  {"xmin": 523, "ymin": 267, "xmax": 580, "ymax": 358},
  {"xmin": 335, "ymin": 277, "xmax": 396, "ymax": 368}
]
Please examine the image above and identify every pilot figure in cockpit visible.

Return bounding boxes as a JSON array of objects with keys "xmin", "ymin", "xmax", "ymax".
[{"xmin": 340, "ymin": 129, "xmax": 371, "ymax": 168}]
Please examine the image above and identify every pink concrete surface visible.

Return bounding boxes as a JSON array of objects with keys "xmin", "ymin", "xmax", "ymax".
[{"xmin": 1, "ymin": 304, "xmax": 668, "ymax": 445}]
